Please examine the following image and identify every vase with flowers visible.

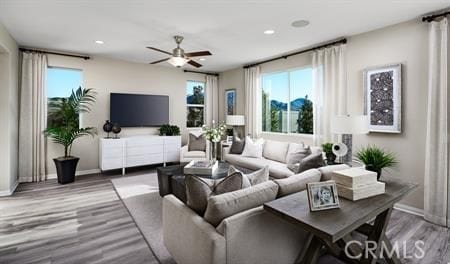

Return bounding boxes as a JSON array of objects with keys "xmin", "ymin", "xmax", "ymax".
[{"xmin": 202, "ymin": 121, "xmax": 227, "ymax": 161}]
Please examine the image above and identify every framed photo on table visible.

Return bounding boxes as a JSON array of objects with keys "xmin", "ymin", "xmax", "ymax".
[
  {"xmin": 306, "ymin": 181, "xmax": 340, "ymax": 211},
  {"xmin": 363, "ymin": 63, "xmax": 402, "ymax": 133},
  {"xmin": 225, "ymin": 89, "xmax": 236, "ymax": 115}
]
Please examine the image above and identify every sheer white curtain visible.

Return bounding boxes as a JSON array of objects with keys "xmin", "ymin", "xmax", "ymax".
[
  {"xmin": 424, "ymin": 18, "xmax": 448, "ymax": 227},
  {"xmin": 312, "ymin": 45, "xmax": 347, "ymax": 146},
  {"xmin": 18, "ymin": 53, "xmax": 48, "ymax": 182},
  {"xmin": 205, "ymin": 75, "xmax": 219, "ymax": 125},
  {"xmin": 244, "ymin": 66, "xmax": 261, "ymax": 137}
]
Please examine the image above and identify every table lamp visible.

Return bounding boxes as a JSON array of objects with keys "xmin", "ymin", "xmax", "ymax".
[
  {"xmin": 226, "ymin": 115, "xmax": 245, "ymax": 139},
  {"xmin": 331, "ymin": 115, "xmax": 369, "ymax": 163}
]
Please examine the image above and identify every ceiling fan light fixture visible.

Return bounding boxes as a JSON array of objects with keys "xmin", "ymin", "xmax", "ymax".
[{"xmin": 168, "ymin": 56, "xmax": 188, "ymax": 67}]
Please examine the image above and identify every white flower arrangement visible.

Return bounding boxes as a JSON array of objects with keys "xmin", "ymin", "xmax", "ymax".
[{"xmin": 202, "ymin": 121, "xmax": 227, "ymax": 143}]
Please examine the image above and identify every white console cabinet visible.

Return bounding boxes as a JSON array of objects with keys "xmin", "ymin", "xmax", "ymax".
[{"xmin": 99, "ymin": 135, "xmax": 181, "ymax": 175}]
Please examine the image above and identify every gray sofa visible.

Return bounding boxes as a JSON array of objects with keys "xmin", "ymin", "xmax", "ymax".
[
  {"xmin": 224, "ymin": 139, "xmax": 322, "ymax": 179},
  {"xmin": 162, "ymin": 164, "xmax": 349, "ymax": 264}
]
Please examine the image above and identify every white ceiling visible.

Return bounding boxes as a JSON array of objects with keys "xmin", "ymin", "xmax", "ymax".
[{"xmin": 0, "ymin": 0, "xmax": 448, "ymax": 72}]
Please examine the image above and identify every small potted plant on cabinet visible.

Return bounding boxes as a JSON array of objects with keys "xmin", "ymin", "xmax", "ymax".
[
  {"xmin": 159, "ymin": 124, "xmax": 180, "ymax": 136},
  {"xmin": 44, "ymin": 87, "xmax": 97, "ymax": 184}
]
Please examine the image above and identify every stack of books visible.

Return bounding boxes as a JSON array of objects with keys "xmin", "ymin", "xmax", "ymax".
[
  {"xmin": 331, "ymin": 168, "xmax": 385, "ymax": 201},
  {"xmin": 184, "ymin": 160, "xmax": 218, "ymax": 175}
]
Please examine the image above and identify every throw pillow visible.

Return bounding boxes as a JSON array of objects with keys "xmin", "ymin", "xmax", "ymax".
[
  {"xmin": 286, "ymin": 145, "xmax": 312, "ymax": 164},
  {"xmin": 203, "ymin": 181, "xmax": 279, "ymax": 226},
  {"xmin": 298, "ymin": 152, "xmax": 325, "ymax": 173},
  {"xmin": 229, "ymin": 136, "xmax": 246, "ymax": 154},
  {"xmin": 185, "ymin": 173, "xmax": 245, "ymax": 216},
  {"xmin": 188, "ymin": 133, "xmax": 206, "ymax": 151},
  {"xmin": 228, "ymin": 165, "xmax": 269, "ymax": 186},
  {"xmin": 241, "ymin": 136, "xmax": 264, "ymax": 158},
  {"xmin": 273, "ymin": 169, "xmax": 322, "ymax": 197}
]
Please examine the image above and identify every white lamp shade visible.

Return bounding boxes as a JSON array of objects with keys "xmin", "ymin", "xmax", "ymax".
[
  {"xmin": 226, "ymin": 115, "xmax": 245, "ymax": 126},
  {"xmin": 168, "ymin": 57, "xmax": 188, "ymax": 67},
  {"xmin": 331, "ymin": 115, "xmax": 369, "ymax": 134}
]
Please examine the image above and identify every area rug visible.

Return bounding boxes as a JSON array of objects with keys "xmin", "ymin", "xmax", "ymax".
[{"xmin": 111, "ymin": 173, "xmax": 176, "ymax": 264}]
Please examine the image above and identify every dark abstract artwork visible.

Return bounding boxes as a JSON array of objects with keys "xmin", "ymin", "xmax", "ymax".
[{"xmin": 364, "ymin": 64, "xmax": 402, "ymax": 133}]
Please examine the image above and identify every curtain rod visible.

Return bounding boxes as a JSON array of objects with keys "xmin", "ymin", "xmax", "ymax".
[
  {"xmin": 243, "ymin": 38, "xmax": 347, "ymax": 69},
  {"xmin": 19, "ymin": 47, "xmax": 90, "ymax": 60},
  {"xmin": 422, "ymin": 10, "xmax": 450, "ymax": 22},
  {"xmin": 183, "ymin": 69, "xmax": 219, "ymax": 76}
]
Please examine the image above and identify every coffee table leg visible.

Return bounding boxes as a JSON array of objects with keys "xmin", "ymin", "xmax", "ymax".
[{"xmin": 299, "ymin": 236, "xmax": 322, "ymax": 264}]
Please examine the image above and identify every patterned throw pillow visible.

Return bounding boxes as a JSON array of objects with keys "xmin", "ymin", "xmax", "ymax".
[
  {"xmin": 286, "ymin": 145, "xmax": 312, "ymax": 164},
  {"xmin": 188, "ymin": 133, "xmax": 206, "ymax": 151},
  {"xmin": 185, "ymin": 173, "xmax": 245, "ymax": 216},
  {"xmin": 287, "ymin": 152, "xmax": 325, "ymax": 174}
]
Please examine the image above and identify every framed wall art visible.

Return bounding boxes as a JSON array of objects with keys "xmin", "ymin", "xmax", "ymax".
[
  {"xmin": 363, "ymin": 63, "xmax": 402, "ymax": 133},
  {"xmin": 225, "ymin": 89, "xmax": 236, "ymax": 115}
]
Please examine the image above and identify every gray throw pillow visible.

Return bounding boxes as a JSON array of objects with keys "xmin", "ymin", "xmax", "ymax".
[
  {"xmin": 188, "ymin": 133, "xmax": 206, "ymax": 151},
  {"xmin": 228, "ymin": 165, "xmax": 269, "ymax": 187},
  {"xmin": 185, "ymin": 173, "xmax": 245, "ymax": 216},
  {"xmin": 229, "ymin": 136, "xmax": 245, "ymax": 154},
  {"xmin": 286, "ymin": 145, "xmax": 311, "ymax": 164},
  {"xmin": 287, "ymin": 153, "xmax": 325, "ymax": 174}
]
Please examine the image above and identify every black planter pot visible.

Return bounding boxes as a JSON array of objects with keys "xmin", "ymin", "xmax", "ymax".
[
  {"xmin": 365, "ymin": 165, "xmax": 382, "ymax": 180},
  {"xmin": 53, "ymin": 157, "xmax": 79, "ymax": 184},
  {"xmin": 325, "ymin": 153, "xmax": 337, "ymax": 165}
]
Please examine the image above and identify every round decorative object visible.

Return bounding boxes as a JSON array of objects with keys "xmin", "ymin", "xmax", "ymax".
[
  {"xmin": 112, "ymin": 123, "xmax": 121, "ymax": 138},
  {"xmin": 103, "ymin": 120, "xmax": 113, "ymax": 138},
  {"xmin": 332, "ymin": 143, "xmax": 348, "ymax": 158}
]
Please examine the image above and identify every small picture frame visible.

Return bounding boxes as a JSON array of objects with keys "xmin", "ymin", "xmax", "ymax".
[{"xmin": 306, "ymin": 181, "xmax": 340, "ymax": 211}]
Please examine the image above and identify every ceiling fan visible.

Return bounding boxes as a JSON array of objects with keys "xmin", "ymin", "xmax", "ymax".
[{"xmin": 147, "ymin": 35, "xmax": 212, "ymax": 68}]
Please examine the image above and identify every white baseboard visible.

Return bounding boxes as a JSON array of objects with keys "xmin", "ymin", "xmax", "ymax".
[
  {"xmin": 0, "ymin": 181, "xmax": 19, "ymax": 197},
  {"xmin": 46, "ymin": 169, "xmax": 101, "ymax": 179},
  {"xmin": 394, "ymin": 203, "xmax": 424, "ymax": 217}
]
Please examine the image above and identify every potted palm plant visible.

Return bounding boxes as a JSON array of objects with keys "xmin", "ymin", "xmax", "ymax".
[
  {"xmin": 44, "ymin": 87, "xmax": 97, "ymax": 184},
  {"xmin": 355, "ymin": 145, "xmax": 397, "ymax": 180}
]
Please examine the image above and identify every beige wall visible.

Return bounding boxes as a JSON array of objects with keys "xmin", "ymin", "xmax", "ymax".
[
  {"xmin": 220, "ymin": 19, "xmax": 433, "ymax": 210},
  {"xmin": 0, "ymin": 22, "xmax": 19, "ymax": 194},
  {"xmin": 46, "ymin": 55, "xmax": 206, "ymax": 174},
  {"xmin": 218, "ymin": 67, "xmax": 245, "ymax": 122}
]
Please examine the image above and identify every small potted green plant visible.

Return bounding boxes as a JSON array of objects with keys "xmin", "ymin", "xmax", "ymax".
[
  {"xmin": 355, "ymin": 145, "xmax": 397, "ymax": 180},
  {"xmin": 159, "ymin": 124, "xmax": 180, "ymax": 136},
  {"xmin": 44, "ymin": 87, "xmax": 97, "ymax": 184},
  {"xmin": 321, "ymin": 142, "xmax": 336, "ymax": 164}
]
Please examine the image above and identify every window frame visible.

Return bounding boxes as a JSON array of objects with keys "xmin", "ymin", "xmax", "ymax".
[
  {"xmin": 260, "ymin": 65, "xmax": 313, "ymax": 136},
  {"xmin": 46, "ymin": 66, "xmax": 84, "ymax": 128},
  {"xmin": 186, "ymin": 80, "xmax": 206, "ymax": 128}
]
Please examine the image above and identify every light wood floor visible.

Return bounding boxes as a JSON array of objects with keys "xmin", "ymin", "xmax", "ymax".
[{"xmin": 0, "ymin": 170, "xmax": 449, "ymax": 264}]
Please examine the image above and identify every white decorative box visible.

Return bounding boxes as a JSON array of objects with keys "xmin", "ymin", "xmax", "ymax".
[
  {"xmin": 336, "ymin": 181, "xmax": 385, "ymax": 201},
  {"xmin": 331, "ymin": 168, "xmax": 377, "ymax": 189},
  {"xmin": 184, "ymin": 160, "xmax": 218, "ymax": 175}
]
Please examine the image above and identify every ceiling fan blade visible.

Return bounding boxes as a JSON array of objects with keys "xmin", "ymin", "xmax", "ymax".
[
  {"xmin": 184, "ymin": 51, "xmax": 212, "ymax": 57},
  {"xmin": 150, "ymin": 58, "xmax": 170, "ymax": 64},
  {"xmin": 146, "ymin": 47, "xmax": 173, "ymax": 56},
  {"xmin": 187, "ymin": 60, "xmax": 202, "ymax": 68}
]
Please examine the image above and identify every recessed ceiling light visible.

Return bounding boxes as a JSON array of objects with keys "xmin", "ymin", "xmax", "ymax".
[
  {"xmin": 95, "ymin": 40, "xmax": 104, "ymax": 44},
  {"xmin": 263, "ymin": 29, "xmax": 275, "ymax": 35},
  {"xmin": 199, "ymin": 58, "xmax": 206, "ymax": 61},
  {"xmin": 291, "ymin": 20, "xmax": 310, "ymax": 28}
]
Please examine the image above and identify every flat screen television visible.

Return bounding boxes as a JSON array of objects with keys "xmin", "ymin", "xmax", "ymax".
[{"xmin": 110, "ymin": 93, "xmax": 169, "ymax": 127}]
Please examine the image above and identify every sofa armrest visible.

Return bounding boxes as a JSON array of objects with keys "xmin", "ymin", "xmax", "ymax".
[
  {"xmin": 219, "ymin": 206, "xmax": 309, "ymax": 264},
  {"xmin": 162, "ymin": 195, "xmax": 226, "ymax": 264},
  {"xmin": 180, "ymin": 145, "xmax": 189, "ymax": 157}
]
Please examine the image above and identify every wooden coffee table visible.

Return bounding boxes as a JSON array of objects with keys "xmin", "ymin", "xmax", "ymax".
[{"xmin": 264, "ymin": 179, "xmax": 417, "ymax": 264}]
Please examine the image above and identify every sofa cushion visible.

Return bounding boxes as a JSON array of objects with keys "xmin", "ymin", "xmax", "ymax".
[
  {"xmin": 184, "ymin": 150, "xmax": 207, "ymax": 158},
  {"xmin": 241, "ymin": 137, "xmax": 264, "ymax": 158},
  {"xmin": 273, "ymin": 169, "xmax": 322, "ymax": 197},
  {"xmin": 225, "ymin": 154, "xmax": 294, "ymax": 179},
  {"xmin": 318, "ymin": 164, "xmax": 351, "ymax": 181},
  {"xmin": 265, "ymin": 159, "xmax": 295, "ymax": 179},
  {"xmin": 204, "ymin": 181, "xmax": 279, "ymax": 226},
  {"xmin": 228, "ymin": 165, "xmax": 270, "ymax": 186},
  {"xmin": 286, "ymin": 144, "xmax": 311, "ymax": 164},
  {"xmin": 229, "ymin": 136, "xmax": 246, "ymax": 154},
  {"xmin": 185, "ymin": 173, "xmax": 245, "ymax": 215},
  {"xmin": 298, "ymin": 152, "xmax": 325, "ymax": 172},
  {"xmin": 263, "ymin": 140, "xmax": 289, "ymax": 163},
  {"xmin": 188, "ymin": 133, "xmax": 206, "ymax": 151}
]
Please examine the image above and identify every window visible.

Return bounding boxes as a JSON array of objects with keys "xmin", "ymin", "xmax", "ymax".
[
  {"xmin": 261, "ymin": 67, "xmax": 313, "ymax": 134},
  {"xmin": 47, "ymin": 67, "xmax": 83, "ymax": 127},
  {"xmin": 186, "ymin": 80, "xmax": 205, "ymax": 128}
]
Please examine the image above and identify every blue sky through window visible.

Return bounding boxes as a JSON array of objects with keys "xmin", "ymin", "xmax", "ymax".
[
  {"xmin": 262, "ymin": 68, "xmax": 312, "ymax": 102},
  {"xmin": 47, "ymin": 67, "xmax": 82, "ymax": 98}
]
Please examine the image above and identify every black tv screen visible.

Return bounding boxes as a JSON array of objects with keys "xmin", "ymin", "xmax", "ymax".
[{"xmin": 110, "ymin": 93, "xmax": 169, "ymax": 127}]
